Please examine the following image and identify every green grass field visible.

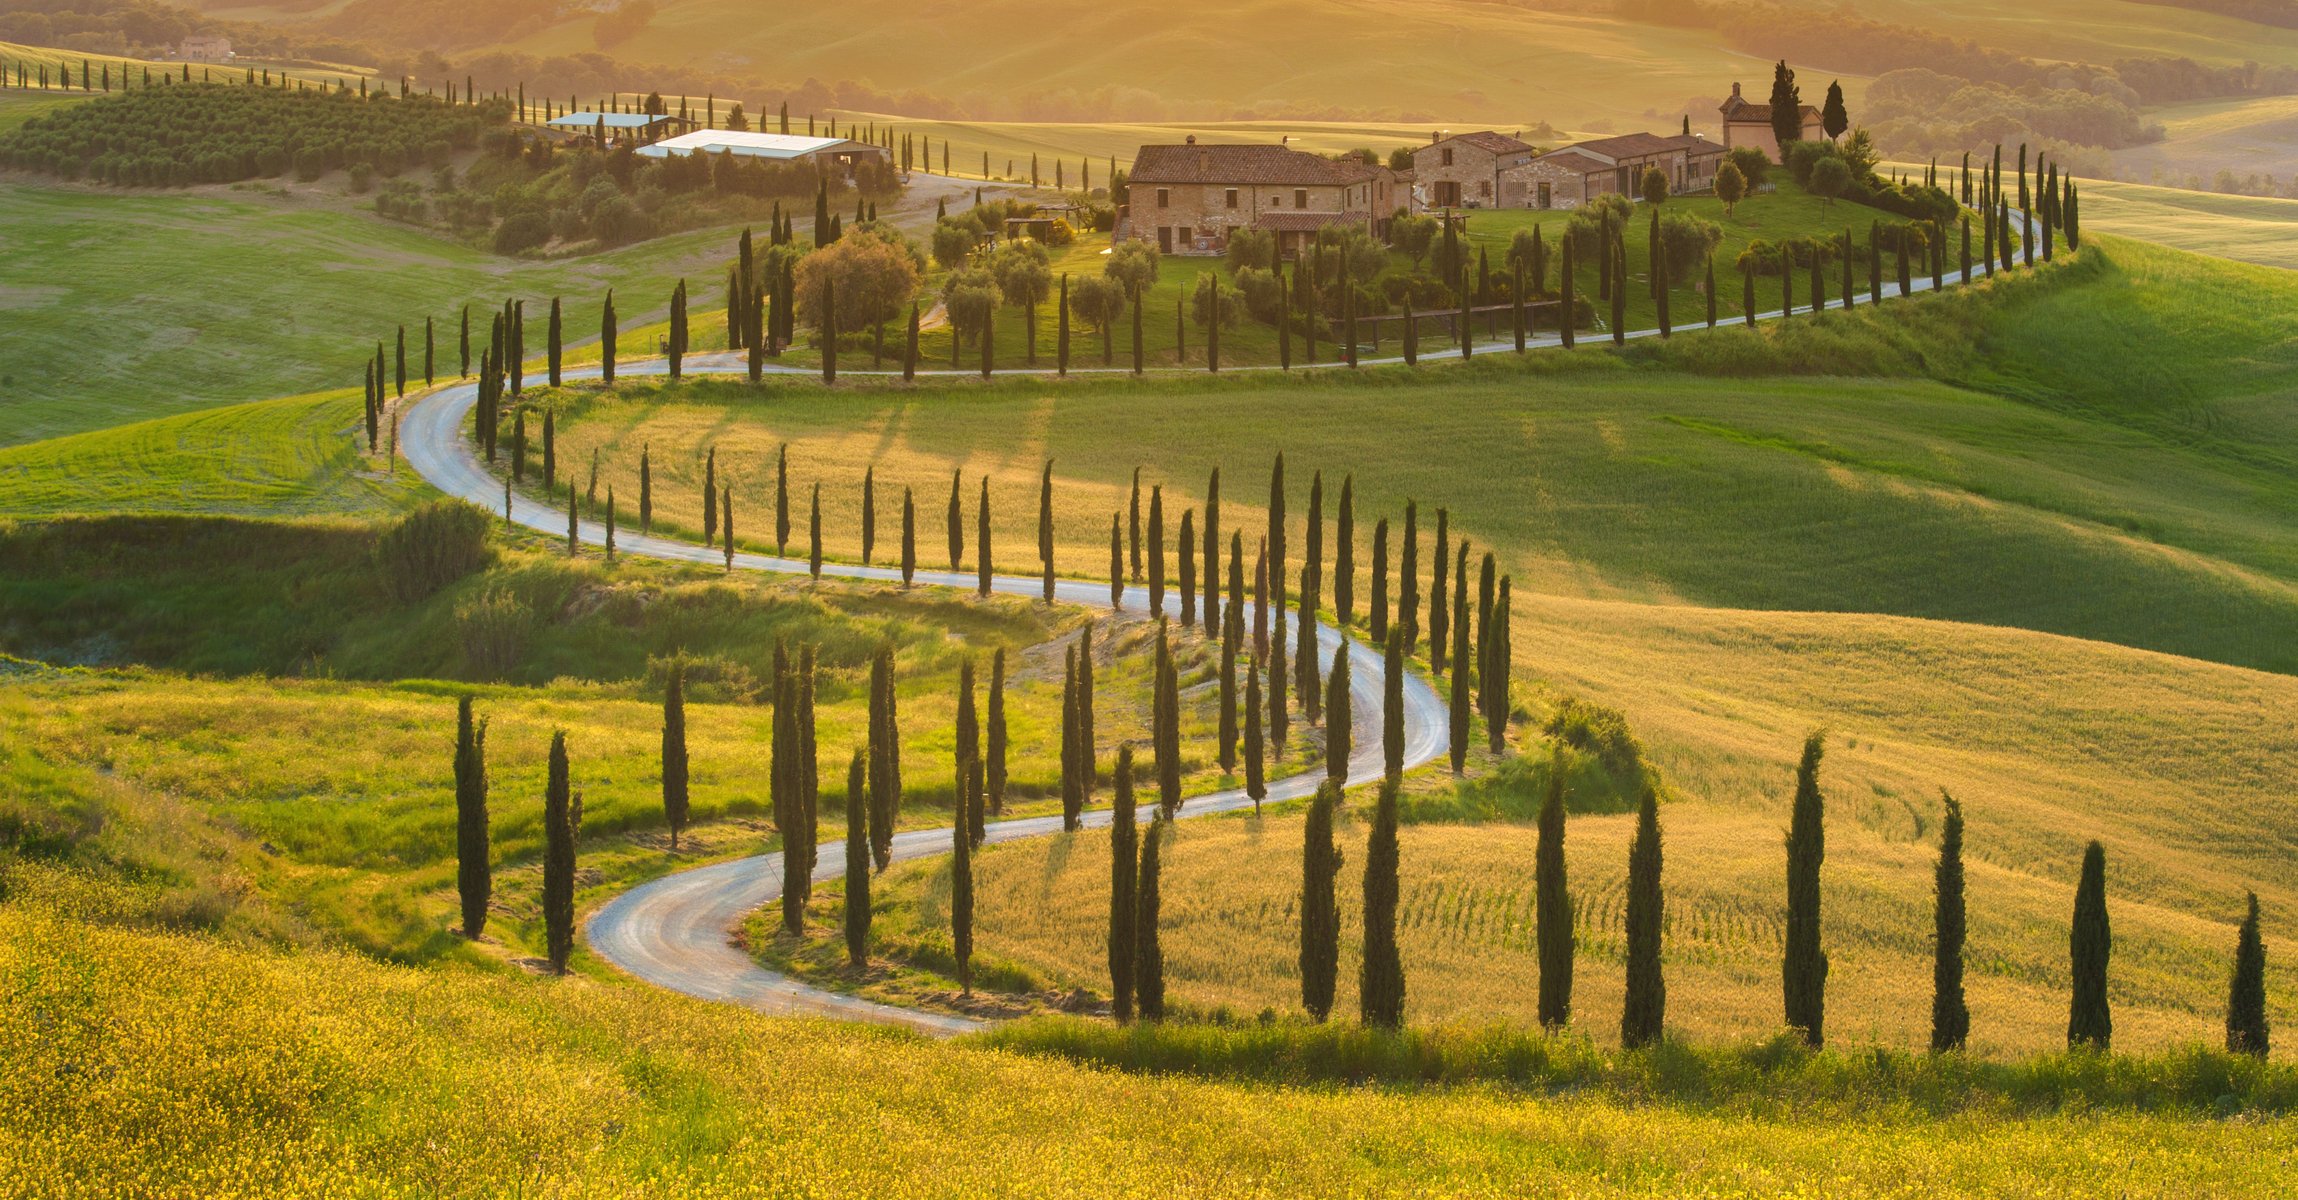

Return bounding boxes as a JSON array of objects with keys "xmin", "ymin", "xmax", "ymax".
[{"xmin": 2072, "ymin": 176, "xmax": 2298, "ymax": 269}]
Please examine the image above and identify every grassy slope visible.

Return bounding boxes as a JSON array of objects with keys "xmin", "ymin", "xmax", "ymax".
[
  {"xmin": 0, "ymin": 182, "xmax": 736, "ymax": 446},
  {"xmin": 8, "ymin": 908, "xmax": 2290, "ymax": 1198},
  {"xmin": 2073, "ymin": 176, "xmax": 2298, "ymax": 270}
]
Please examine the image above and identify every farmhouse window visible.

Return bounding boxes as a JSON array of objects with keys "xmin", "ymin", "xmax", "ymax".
[
  {"xmin": 1225, "ymin": 188, "xmax": 1239, "ymax": 208},
  {"xmin": 1441, "ymin": 147, "xmax": 1454, "ymax": 166},
  {"xmin": 1156, "ymin": 188, "xmax": 1169, "ymax": 208},
  {"xmin": 1294, "ymin": 189, "xmax": 1308, "ymax": 208}
]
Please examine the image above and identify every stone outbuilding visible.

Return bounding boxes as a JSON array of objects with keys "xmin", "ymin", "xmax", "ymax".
[
  {"xmin": 1121, "ymin": 138, "xmax": 1396, "ymax": 256},
  {"xmin": 1720, "ymin": 82, "xmax": 1826, "ymax": 163},
  {"xmin": 1411, "ymin": 130, "xmax": 1536, "ymax": 209},
  {"xmin": 1517, "ymin": 132, "xmax": 1727, "ymax": 209}
]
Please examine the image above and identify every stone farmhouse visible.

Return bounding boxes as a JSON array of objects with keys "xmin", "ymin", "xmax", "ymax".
[
  {"xmin": 177, "ymin": 35, "xmax": 232, "ymax": 62},
  {"xmin": 1121, "ymin": 137, "xmax": 1398, "ymax": 257},
  {"xmin": 1719, "ymin": 81, "xmax": 1826, "ymax": 162},
  {"xmin": 1407, "ymin": 129, "xmax": 1725, "ymax": 212}
]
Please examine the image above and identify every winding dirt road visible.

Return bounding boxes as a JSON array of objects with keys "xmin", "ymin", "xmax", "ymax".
[{"xmin": 401, "ymin": 374, "xmax": 1446, "ymax": 1034}]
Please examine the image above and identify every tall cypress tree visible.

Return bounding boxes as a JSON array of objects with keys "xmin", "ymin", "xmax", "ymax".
[
  {"xmin": 1178, "ymin": 509, "xmax": 1197, "ymax": 629},
  {"xmin": 424, "ymin": 316, "xmax": 435, "ymax": 385},
  {"xmin": 955, "ymin": 655, "xmax": 979, "ymax": 844},
  {"xmin": 844, "ymin": 748, "xmax": 870, "ymax": 968},
  {"xmin": 976, "ymin": 475, "xmax": 993, "ymax": 598},
  {"xmin": 868, "ymin": 643, "xmax": 899, "ymax": 871},
  {"xmin": 702, "ymin": 447, "xmax": 717, "ymax": 546},
  {"xmin": 862, "ymin": 467, "xmax": 877, "ymax": 565},
  {"xmin": 776, "ymin": 444, "xmax": 791, "ymax": 555},
  {"xmin": 639, "ymin": 445, "xmax": 652, "ymax": 535},
  {"xmin": 1244, "ymin": 653, "xmax": 1266, "ymax": 813},
  {"xmin": 808, "ymin": 483, "xmax": 823, "ymax": 580},
  {"xmin": 1136, "ymin": 816, "xmax": 1166, "ymax": 1020},
  {"xmin": 1371, "ymin": 517, "xmax": 1390, "ymax": 641},
  {"xmin": 1219, "ymin": 604, "xmax": 1240, "ymax": 775},
  {"xmin": 1324, "ymin": 643, "xmax": 1350, "ymax": 783},
  {"xmin": 1621, "ymin": 784, "xmax": 1665, "ymax": 1048},
  {"xmin": 662, "ymin": 665, "xmax": 690, "ymax": 850},
  {"xmin": 1110, "ymin": 515, "xmax": 1124, "ymax": 609},
  {"xmin": 1915, "ymin": 789, "xmax": 1969, "ymax": 1052},
  {"xmin": 1061, "ymin": 647, "xmax": 1083, "ymax": 830},
  {"xmin": 600, "ymin": 290, "xmax": 617, "ymax": 384},
  {"xmin": 987, "ymin": 649, "xmax": 1008, "ymax": 815},
  {"xmin": 1783, "ymin": 732, "xmax": 1830, "ymax": 1047},
  {"xmin": 1430, "ymin": 509, "xmax": 1450, "ymax": 673},
  {"xmin": 902, "ymin": 488, "xmax": 917, "ymax": 587},
  {"xmin": 2226, "ymin": 892, "xmax": 2270, "ymax": 1057},
  {"xmin": 951, "ymin": 757, "xmax": 976, "ymax": 994},
  {"xmin": 1334, "ymin": 475, "xmax": 1355, "ymax": 629},
  {"xmin": 1382, "ymin": 627, "xmax": 1405, "ymax": 784},
  {"xmin": 1399, "ymin": 501, "xmax": 1420, "ymax": 653},
  {"xmin": 547, "ymin": 297, "xmax": 563, "ymax": 387},
  {"xmin": 1360, "ymin": 778, "xmax": 1404, "ymax": 1029},
  {"xmin": 1078, "ymin": 622, "xmax": 1097, "ymax": 802},
  {"xmin": 2068, "ymin": 840, "xmax": 2113, "ymax": 1049},
  {"xmin": 1536, "ymin": 751, "xmax": 1574, "ymax": 1028},
  {"xmin": 1154, "ymin": 622, "xmax": 1182, "ymax": 818},
  {"xmin": 1108, "ymin": 745, "xmax": 1139, "ymax": 1022},
  {"xmin": 1448, "ymin": 601, "xmax": 1472, "ymax": 775},
  {"xmin": 1148, "ymin": 485, "xmax": 1166, "ymax": 617},
  {"xmin": 454, "ymin": 696, "xmax": 490, "ymax": 940},
  {"xmin": 774, "ymin": 665, "xmax": 806, "ymax": 933},
  {"xmin": 947, "ymin": 468, "xmax": 964, "ymax": 572},
  {"xmin": 1267, "ymin": 452, "xmax": 1287, "ymax": 626},
  {"xmin": 541, "ymin": 730, "xmax": 581, "ymax": 975},
  {"xmin": 1129, "ymin": 468, "xmax": 1144, "ymax": 583},
  {"xmin": 1297, "ymin": 562, "xmax": 1320, "ymax": 726},
  {"xmin": 1300, "ymin": 779, "xmax": 1342, "ymax": 1021},
  {"xmin": 1203, "ymin": 467, "xmax": 1221, "ymax": 636}
]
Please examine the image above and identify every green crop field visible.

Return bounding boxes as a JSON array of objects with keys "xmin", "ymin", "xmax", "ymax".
[{"xmin": 2072, "ymin": 176, "xmax": 2298, "ymax": 269}]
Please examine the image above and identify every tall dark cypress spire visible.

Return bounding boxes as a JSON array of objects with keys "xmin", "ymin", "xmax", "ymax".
[
  {"xmin": 454, "ymin": 696, "xmax": 490, "ymax": 940},
  {"xmin": 1621, "ymin": 784, "xmax": 1665, "ymax": 1048},
  {"xmin": 1931, "ymin": 791, "xmax": 1969, "ymax": 1052},
  {"xmin": 1108, "ymin": 745, "xmax": 1139, "ymax": 1022},
  {"xmin": 2068, "ymin": 840, "xmax": 2113, "ymax": 1049},
  {"xmin": 1782, "ymin": 732, "xmax": 1830, "ymax": 1047},
  {"xmin": 1299, "ymin": 780, "xmax": 1341, "ymax": 1021},
  {"xmin": 2226, "ymin": 892, "xmax": 2270, "ymax": 1057},
  {"xmin": 1359, "ymin": 778, "xmax": 1404, "ymax": 1029},
  {"xmin": 1536, "ymin": 749, "xmax": 1573, "ymax": 1028}
]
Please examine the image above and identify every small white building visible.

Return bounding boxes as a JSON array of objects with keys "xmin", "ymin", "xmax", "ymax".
[
  {"xmin": 633, "ymin": 130, "xmax": 891, "ymax": 176},
  {"xmin": 179, "ymin": 35, "xmax": 232, "ymax": 62}
]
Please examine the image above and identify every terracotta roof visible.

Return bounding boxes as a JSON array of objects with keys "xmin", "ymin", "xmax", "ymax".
[
  {"xmin": 1255, "ymin": 211, "xmax": 1368, "ymax": 232},
  {"xmin": 1129, "ymin": 143, "xmax": 1366, "ymax": 186},
  {"xmin": 1437, "ymin": 130, "xmax": 1535, "ymax": 155},
  {"xmin": 1561, "ymin": 132, "xmax": 1690, "ymax": 160},
  {"xmin": 1721, "ymin": 98, "xmax": 1824, "ymax": 123},
  {"xmin": 1531, "ymin": 149, "xmax": 1613, "ymax": 176}
]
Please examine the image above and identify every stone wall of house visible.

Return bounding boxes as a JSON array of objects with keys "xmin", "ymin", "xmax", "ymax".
[
  {"xmin": 1127, "ymin": 181, "xmax": 1365, "ymax": 254},
  {"xmin": 1497, "ymin": 160, "xmax": 1589, "ymax": 210}
]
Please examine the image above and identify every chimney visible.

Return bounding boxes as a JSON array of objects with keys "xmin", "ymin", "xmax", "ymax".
[
  {"xmin": 1731, "ymin": 82, "xmax": 1742, "ymax": 100},
  {"xmin": 1184, "ymin": 134, "xmax": 1196, "ymax": 145}
]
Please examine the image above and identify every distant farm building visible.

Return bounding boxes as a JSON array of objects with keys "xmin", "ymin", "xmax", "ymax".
[
  {"xmin": 1719, "ymin": 82, "xmax": 1825, "ymax": 162},
  {"xmin": 1121, "ymin": 137, "xmax": 1397, "ymax": 257},
  {"xmin": 1517, "ymin": 132, "xmax": 1727, "ymax": 210},
  {"xmin": 544, "ymin": 111, "xmax": 694, "ymax": 148},
  {"xmin": 178, "ymin": 36, "xmax": 232, "ymax": 62},
  {"xmin": 632, "ymin": 130, "xmax": 891, "ymax": 177},
  {"xmin": 1411, "ymin": 130, "xmax": 1535, "ymax": 209}
]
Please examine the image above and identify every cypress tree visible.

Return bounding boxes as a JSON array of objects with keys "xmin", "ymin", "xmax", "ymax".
[
  {"xmin": 1560, "ymin": 237, "xmax": 1576, "ymax": 349},
  {"xmin": 2227, "ymin": 892, "xmax": 2270, "ymax": 1057},
  {"xmin": 461, "ymin": 305, "xmax": 472, "ymax": 377},
  {"xmin": 566, "ymin": 486, "xmax": 578, "ymax": 556},
  {"xmin": 395, "ymin": 325, "xmax": 407, "ymax": 397},
  {"xmin": 1110, "ymin": 515, "xmax": 1124, "ymax": 609},
  {"xmin": 774, "ymin": 664, "xmax": 804, "ymax": 933},
  {"xmin": 1382, "ymin": 628, "xmax": 1405, "ymax": 784},
  {"xmin": 976, "ymin": 475, "xmax": 992, "ymax": 597},
  {"xmin": 776, "ymin": 444, "xmax": 791, "ymax": 555},
  {"xmin": 605, "ymin": 486, "xmax": 616, "ymax": 560},
  {"xmin": 1244, "ymin": 653, "xmax": 1266, "ymax": 813},
  {"xmin": 1621, "ymin": 784, "xmax": 1665, "ymax": 1048},
  {"xmin": 947, "ymin": 469, "xmax": 963, "ymax": 571},
  {"xmin": 1108, "ymin": 745, "xmax": 1139, "ymax": 1021},
  {"xmin": 1297, "ymin": 562, "xmax": 1320, "ymax": 726},
  {"xmin": 1219, "ymin": 606, "xmax": 1240, "ymax": 776},
  {"xmin": 1783, "ymin": 732, "xmax": 1830, "ymax": 1047},
  {"xmin": 902, "ymin": 488, "xmax": 917, "ymax": 587},
  {"xmin": 868, "ymin": 644, "xmax": 899, "ymax": 871},
  {"xmin": 808, "ymin": 483, "xmax": 823, "ymax": 579},
  {"xmin": 1148, "ymin": 485, "xmax": 1166, "ymax": 616},
  {"xmin": 1129, "ymin": 467, "xmax": 1144, "ymax": 583},
  {"xmin": 1335, "ymin": 476, "xmax": 1355, "ymax": 629},
  {"xmin": 1609, "ymin": 232, "xmax": 1627, "ymax": 344},
  {"xmin": 1324, "ymin": 643, "xmax": 1350, "ymax": 783},
  {"xmin": 862, "ymin": 466, "xmax": 877, "ymax": 565},
  {"xmin": 668, "ymin": 283, "xmax": 685, "ymax": 380},
  {"xmin": 661, "ymin": 664, "xmax": 689, "ymax": 849},
  {"xmin": 844, "ymin": 748, "xmax": 870, "ymax": 968},
  {"xmin": 951, "ymin": 756, "xmax": 976, "ymax": 994},
  {"xmin": 1931, "ymin": 791, "xmax": 1968, "ymax": 1052},
  {"xmin": 540, "ymin": 407, "xmax": 557, "ymax": 493},
  {"xmin": 1536, "ymin": 751, "xmax": 1574, "ymax": 1027},
  {"xmin": 1039, "ymin": 460, "xmax": 1055, "ymax": 604},
  {"xmin": 1371, "ymin": 517, "xmax": 1390, "ymax": 642},
  {"xmin": 1178, "ymin": 509, "xmax": 1197, "ymax": 628},
  {"xmin": 547, "ymin": 297, "xmax": 563, "ymax": 386},
  {"xmin": 1057, "ymin": 275, "xmax": 1070, "ymax": 377},
  {"xmin": 454, "ymin": 696, "xmax": 490, "ymax": 939},
  {"xmin": 1651, "ymin": 212, "xmax": 1671, "ymax": 337},
  {"xmin": 1402, "ymin": 300, "xmax": 1418, "ymax": 366},
  {"xmin": 1270, "ymin": 603, "xmax": 1290, "ymax": 755},
  {"xmin": 424, "ymin": 316, "xmax": 435, "ymax": 385},
  {"xmin": 601, "ymin": 291, "xmax": 617, "ymax": 384},
  {"xmin": 722, "ymin": 486, "xmax": 733, "ymax": 571},
  {"xmin": 702, "ymin": 447, "xmax": 717, "ymax": 546},
  {"xmin": 639, "ymin": 445, "xmax": 652, "ymax": 535},
  {"xmin": 905, "ymin": 304, "xmax": 920, "ymax": 382},
  {"xmin": 1079, "ymin": 622, "xmax": 1098, "ymax": 802},
  {"xmin": 1399, "ymin": 501, "xmax": 1419, "ymax": 654},
  {"xmin": 1430, "ymin": 509, "xmax": 1449, "ymax": 673},
  {"xmin": 1360, "ymin": 777, "xmax": 1405, "ymax": 1028},
  {"xmin": 1253, "ymin": 541, "xmax": 1270, "ymax": 660},
  {"xmin": 541, "ymin": 731, "xmax": 581, "ymax": 975},
  {"xmin": 1448, "ymin": 593, "xmax": 1471, "ymax": 775},
  {"xmin": 2068, "ymin": 840, "xmax": 2113, "ymax": 1049},
  {"xmin": 1300, "ymin": 779, "xmax": 1342, "ymax": 1021},
  {"xmin": 988, "ymin": 649, "xmax": 1008, "ymax": 815},
  {"xmin": 1705, "ymin": 255, "xmax": 1718, "ymax": 328},
  {"xmin": 1061, "ymin": 647, "xmax": 1083, "ymax": 830},
  {"xmin": 1154, "ymin": 622, "xmax": 1182, "ymax": 818},
  {"xmin": 1302, "ymin": 469, "xmax": 1323, "ymax": 640},
  {"xmin": 1136, "ymin": 816, "xmax": 1166, "ymax": 1020},
  {"xmin": 1203, "ymin": 467, "xmax": 1221, "ymax": 636},
  {"xmin": 955, "ymin": 654, "xmax": 979, "ymax": 837}
]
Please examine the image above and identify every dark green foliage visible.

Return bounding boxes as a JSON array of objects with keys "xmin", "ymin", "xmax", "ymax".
[
  {"xmin": 1767, "ymin": 60, "xmax": 1803, "ymax": 162},
  {"xmin": 1061, "ymin": 647, "xmax": 1083, "ymax": 830},
  {"xmin": 988, "ymin": 649, "xmax": 1008, "ymax": 815},
  {"xmin": 1219, "ymin": 604, "xmax": 1239, "ymax": 776},
  {"xmin": 1370, "ymin": 518, "xmax": 1389, "ymax": 642},
  {"xmin": 1537, "ymin": 752, "xmax": 1574, "ymax": 1028},
  {"xmin": 720, "ymin": 487, "xmax": 733, "ymax": 572},
  {"xmin": 2227, "ymin": 893, "xmax": 2270, "ymax": 1057},
  {"xmin": 1154, "ymin": 622, "xmax": 1182, "ymax": 817},
  {"xmin": 808, "ymin": 483, "xmax": 823, "ymax": 579},
  {"xmin": 600, "ymin": 291, "xmax": 617, "ymax": 384},
  {"xmin": 952, "ymin": 756, "xmax": 977, "ymax": 994},
  {"xmin": 776, "ymin": 445, "xmax": 791, "ymax": 556},
  {"xmin": 541, "ymin": 730, "xmax": 580, "ymax": 975},
  {"xmin": 546, "ymin": 297, "xmax": 562, "ymax": 387},
  {"xmin": 2068, "ymin": 841, "xmax": 2113, "ymax": 1049},
  {"xmin": 1203, "ymin": 467, "xmax": 1222, "ymax": 636},
  {"xmin": 661, "ymin": 664, "xmax": 689, "ymax": 850},
  {"xmin": 1324, "ymin": 643, "xmax": 1350, "ymax": 783},
  {"xmin": 844, "ymin": 749, "xmax": 870, "ymax": 968},
  {"xmin": 1621, "ymin": 785, "xmax": 1665, "ymax": 1048},
  {"xmin": 1109, "ymin": 516, "xmax": 1123, "ymax": 609},
  {"xmin": 1932, "ymin": 792, "xmax": 1969, "ymax": 1052},
  {"xmin": 976, "ymin": 475, "xmax": 992, "ymax": 598},
  {"xmin": 862, "ymin": 467, "xmax": 876, "ymax": 566},
  {"xmin": 947, "ymin": 469, "xmax": 964, "ymax": 572},
  {"xmin": 868, "ymin": 643, "xmax": 900, "ymax": 872},
  {"xmin": 453, "ymin": 695, "xmax": 489, "ymax": 940},
  {"xmin": 1360, "ymin": 779, "xmax": 1404, "ymax": 1029},
  {"xmin": 1136, "ymin": 816, "xmax": 1166, "ymax": 1020},
  {"xmin": 1244, "ymin": 652, "xmax": 1266, "ymax": 812},
  {"xmin": 1129, "ymin": 468, "xmax": 1143, "ymax": 583},
  {"xmin": 1334, "ymin": 476, "xmax": 1355, "ymax": 630},
  {"xmin": 1039, "ymin": 461, "xmax": 1055, "ymax": 604},
  {"xmin": 902, "ymin": 488, "xmax": 917, "ymax": 587},
  {"xmin": 1078, "ymin": 623, "xmax": 1097, "ymax": 804},
  {"xmin": 639, "ymin": 444, "xmax": 652, "ymax": 535},
  {"xmin": 701, "ymin": 447, "xmax": 717, "ymax": 547},
  {"xmin": 1148, "ymin": 485, "xmax": 1166, "ymax": 617},
  {"xmin": 1382, "ymin": 627, "xmax": 1405, "ymax": 785},
  {"xmin": 1398, "ymin": 501, "xmax": 1419, "ymax": 654},
  {"xmin": 1300, "ymin": 780, "xmax": 1342, "ymax": 1021},
  {"xmin": 774, "ymin": 656, "xmax": 805, "ymax": 933},
  {"xmin": 1784, "ymin": 733, "xmax": 1830, "ymax": 1047},
  {"xmin": 1178, "ymin": 509, "xmax": 1197, "ymax": 629},
  {"xmin": 955, "ymin": 655, "xmax": 980, "ymax": 837},
  {"xmin": 1448, "ymin": 612, "xmax": 1471, "ymax": 776},
  {"xmin": 1295, "ymin": 563, "xmax": 1319, "ymax": 727},
  {"xmin": 375, "ymin": 498, "xmax": 491, "ymax": 603},
  {"xmin": 1109, "ymin": 745, "xmax": 1139, "ymax": 1022}
]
